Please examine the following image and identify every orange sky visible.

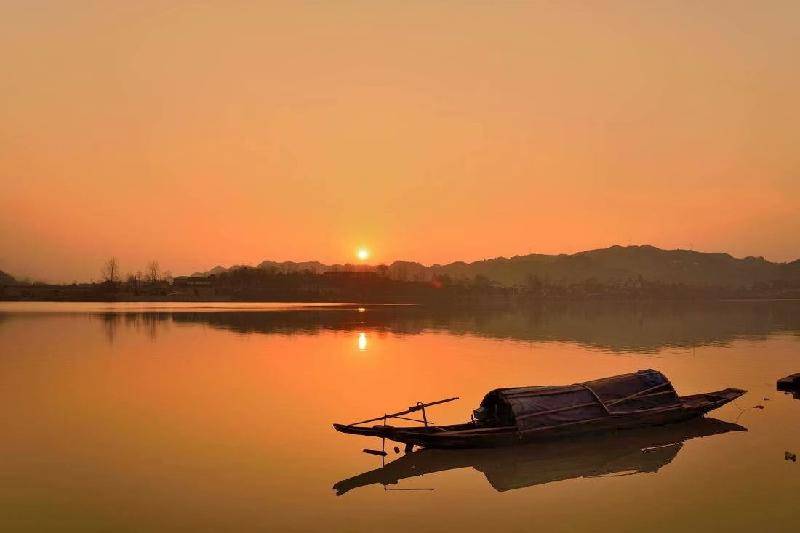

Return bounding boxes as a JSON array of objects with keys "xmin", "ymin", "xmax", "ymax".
[{"xmin": 1, "ymin": 1, "xmax": 798, "ymax": 282}]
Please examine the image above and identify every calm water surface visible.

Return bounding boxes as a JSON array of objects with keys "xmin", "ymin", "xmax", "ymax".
[{"xmin": 1, "ymin": 301, "xmax": 799, "ymax": 531}]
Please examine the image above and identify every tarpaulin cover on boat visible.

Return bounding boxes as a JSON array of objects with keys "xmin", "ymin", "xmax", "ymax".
[{"xmin": 475, "ymin": 370, "xmax": 680, "ymax": 430}]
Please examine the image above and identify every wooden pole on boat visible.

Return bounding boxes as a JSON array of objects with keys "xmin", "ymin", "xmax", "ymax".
[
  {"xmin": 417, "ymin": 402, "xmax": 429, "ymax": 427},
  {"xmin": 348, "ymin": 396, "xmax": 460, "ymax": 426}
]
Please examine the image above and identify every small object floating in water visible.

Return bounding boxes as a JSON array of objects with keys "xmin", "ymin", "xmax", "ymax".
[
  {"xmin": 333, "ymin": 369, "xmax": 746, "ymax": 449},
  {"xmin": 753, "ymin": 405, "xmax": 765, "ymax": 410},
  {"xmin": 641, "ymin": 442, "xmax": 680, "ymax": 453},
  {"xmin": 363, "ymin": 449, "xmax": 388, "ymax": 457},
  {"xmin": 785, "ymin": 451, "xmax": 797, "ymax": 462},
  {"xmin": 777, "ymin": 373, "xmax": 800, "ymax": 392}
]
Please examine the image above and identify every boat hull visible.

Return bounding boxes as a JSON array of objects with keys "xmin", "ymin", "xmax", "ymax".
[{"xmin": 333, "ymin": 388, "xmax": 745, "ymax": 449}]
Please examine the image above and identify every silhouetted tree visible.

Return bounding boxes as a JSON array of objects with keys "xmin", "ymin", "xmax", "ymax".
[
  {"xmin": 525, "ymin": 274, "xmax": 543, "ymax": 296},
  {"xmin": 472, "ymin": 274, "xmax": 492, "ymax": 289},
  {"xmin": 434, "ymin": 273, "xmax": 453, "ymax": 287},
  {"xmin": 145, "ymin": 260, "xmax": 160, "ymax": 283},
  {"xmin": 101, "ymin": 257, "xmax": 120, "ymax": 284}
]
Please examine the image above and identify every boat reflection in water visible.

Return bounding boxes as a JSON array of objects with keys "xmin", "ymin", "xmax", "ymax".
[{"xmin": 333, "ymin": 418, "xmax": 745, "ymax": 495}]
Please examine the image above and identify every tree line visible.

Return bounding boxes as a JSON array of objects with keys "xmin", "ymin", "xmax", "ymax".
[{"xmin": 100, "ymin": 257, "xmax": 172, "ymax": 286}]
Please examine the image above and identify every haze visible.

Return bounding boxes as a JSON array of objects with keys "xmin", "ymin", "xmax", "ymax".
[{"xmin": 1, "ymin": 1, "xmax": 798, "ymax": 282}]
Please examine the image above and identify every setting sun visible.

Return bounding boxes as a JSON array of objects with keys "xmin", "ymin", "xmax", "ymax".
[{"xmin": 356, "ymin": 248, "xmax": 370, "ymax": 261}]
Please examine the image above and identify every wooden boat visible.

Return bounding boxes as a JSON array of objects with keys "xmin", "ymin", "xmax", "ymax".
[
  {"xmin": 777, "ymin": 373, "xmax": 800, "ymax": 399},
  {"xmin": 333, "ymin": 417, "xmax": 746, "ymax": 495},
  {"xmin": 333, "ymin": 369, "xmax": 746, "ymax": 449},
  {"xmin": 777, "ymin": 373, "xmax": 800, "ymax": 390}
]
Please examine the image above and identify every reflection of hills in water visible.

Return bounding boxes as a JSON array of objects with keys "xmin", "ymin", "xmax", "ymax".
[
  {"xmin": 333, "ymin": 418, "xmax": 746, "ymax": 495},
  {"xmin": 148, "ymin": 300, "xmax": 800, "ymax": 352}
]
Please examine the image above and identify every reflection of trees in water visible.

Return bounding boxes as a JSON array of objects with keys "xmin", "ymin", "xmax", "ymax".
[
  {"xmin": 172, "ymin": 301, "xmax": 800, "ymax": 352},
  {"xmin": 97, "ymin": 312, "xmax": 170, "ymax": 343},
  {"xmin": 442, "ymin": 301, "xmax": 800, "ymax": 352},
  {"xmin": 333, "ymin": 418, "xmax": 746, "ymax": 495},
  {"xmin": 90, "ymin": 300, "xmax": 800, "ymax": 352},
  {"xmin": 100, "ymin": 313, "xmax": 121, "ymax": 344}
]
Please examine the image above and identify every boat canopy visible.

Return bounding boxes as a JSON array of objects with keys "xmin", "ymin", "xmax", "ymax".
[{"xmin": 475, "ymin": 370, "xmax": 680, "ymax": 430}]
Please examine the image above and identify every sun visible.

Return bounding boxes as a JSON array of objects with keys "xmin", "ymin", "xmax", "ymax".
[{"xmin": 356, "ymin": 247, "xmax": 370, "ymax": 261}]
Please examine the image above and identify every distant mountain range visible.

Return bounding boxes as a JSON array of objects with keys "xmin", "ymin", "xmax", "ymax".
[
  {"xmin": 0, "ymin": 270, "xmax": 16, "ymax": 285},
  {"xmin": 194, "ymin": 245, "xmax": 800, "ymax": 288}
]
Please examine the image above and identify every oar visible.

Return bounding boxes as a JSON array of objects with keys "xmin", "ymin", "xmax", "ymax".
[{"xmin": 348, "ymin": 396, "xmax": 460, "ymax": 426}]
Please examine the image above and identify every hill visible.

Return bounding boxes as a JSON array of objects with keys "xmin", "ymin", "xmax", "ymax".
[
  {"xmin": 423, "ymin": 245, "xmax": 800, "ymax": 287},
  {"xmin": 194, "ymin": 245, "xmax": 800, "ymax": 289},
  {"xmin": 0, "ymin": 270, "xmax": 16, "ymax": 285}
]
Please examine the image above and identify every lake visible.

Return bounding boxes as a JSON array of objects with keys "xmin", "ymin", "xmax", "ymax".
[{"xmin": 1, "ymin": 301, "xmax": 798, "ymax": 531}]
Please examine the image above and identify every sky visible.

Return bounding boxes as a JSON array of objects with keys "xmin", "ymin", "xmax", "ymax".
[{"xmin": 1, "ymin": 1, "xmax": 798, "ymax": 282}]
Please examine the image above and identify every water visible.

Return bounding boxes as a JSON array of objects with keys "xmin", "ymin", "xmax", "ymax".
[{"xmin": 1, "ymin": 301, "xmax": 798, "ymax": 531}]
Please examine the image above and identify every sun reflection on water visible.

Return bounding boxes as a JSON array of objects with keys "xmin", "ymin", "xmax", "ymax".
[{"xmin": 357, "ymin": 332, "xmax": 368, "ymax": 351}]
